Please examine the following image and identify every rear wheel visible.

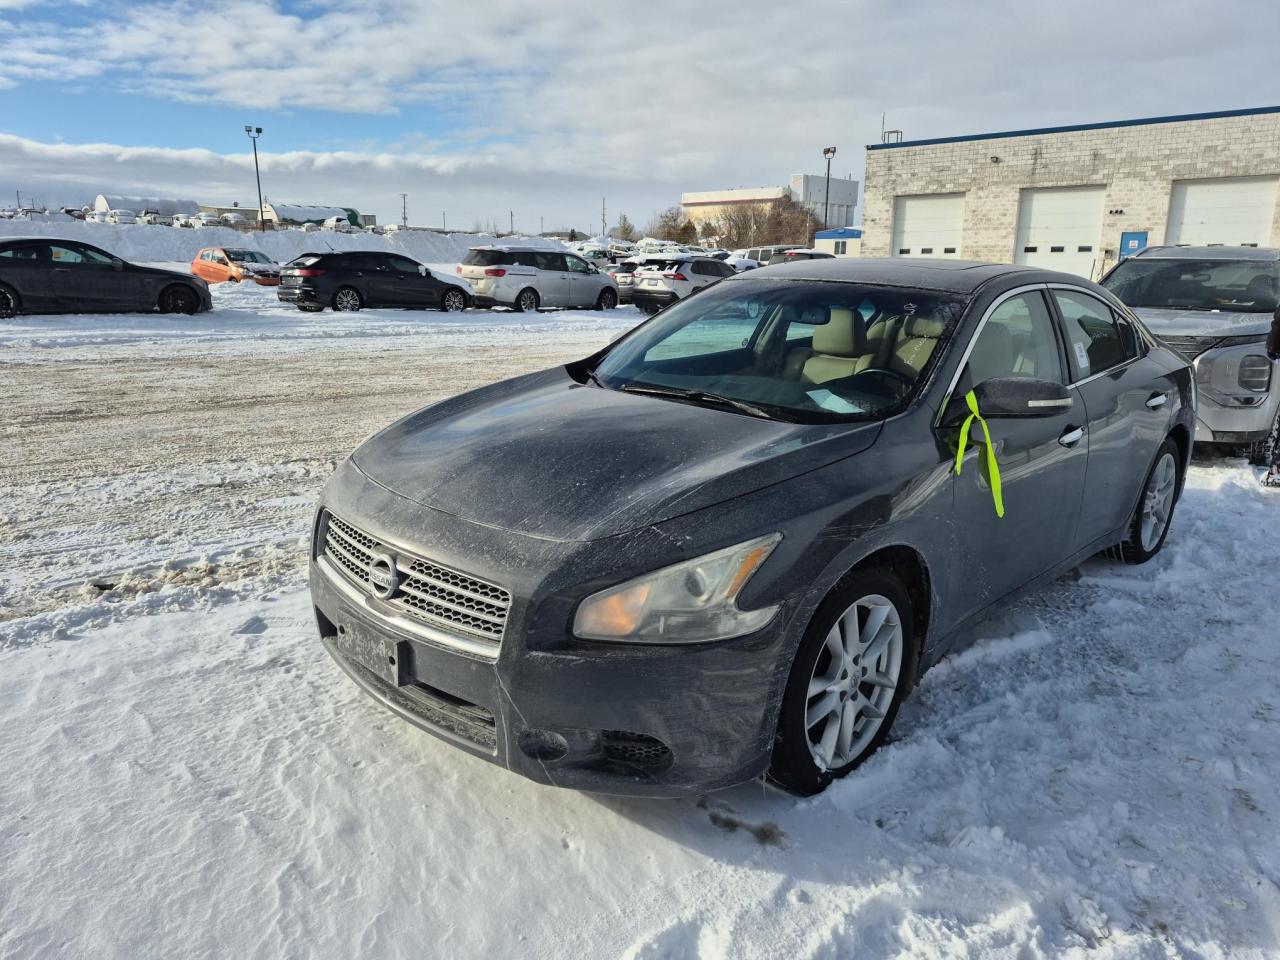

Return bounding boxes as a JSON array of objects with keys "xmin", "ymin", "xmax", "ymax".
[
  {"xmin": 159, "ymin": 284, "xmax": 199, "ymax": 315},
  {"xmin": 332, "ymin": 287, "xmax": 362, "ymax": 312},
  {"xmin": 514, "ymin": 288, "xmax": 540, "ymax": 313},
  {"xmin": 441, "ymin": 288, "xmax": 467, "ymax": 312},
  {"xmin": 0, "ymin": 284, "xmax": 17, "ymax": 319},
  {"xmin": 595, "ymin": 288, "xmax": 618, "ymax": 311},
  {"xmin": 1108, "ymin": 438, "xmax": 1181, "ymax": 564},
  {"xmin": 769, "ymin": 568, "xmax": 918, "ymax": 796}
]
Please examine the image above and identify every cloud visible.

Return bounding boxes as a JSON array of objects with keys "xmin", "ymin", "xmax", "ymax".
[{"xmin": 1, "ymin": 0, "xmax": 1276, "ymax": 224}]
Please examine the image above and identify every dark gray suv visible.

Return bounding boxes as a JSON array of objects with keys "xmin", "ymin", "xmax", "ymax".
[{"xmin": 309, "ymin": 259, "xmax": 1194, "ymax": 797}]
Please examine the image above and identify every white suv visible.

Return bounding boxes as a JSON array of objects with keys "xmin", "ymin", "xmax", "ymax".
[
  {"xmin": 456, "ymin": 245, "xmax": 619, "ymax": 311},
  {"xmin": 631, "ymin": 256, "xmax": 736, "ymax": 313}
]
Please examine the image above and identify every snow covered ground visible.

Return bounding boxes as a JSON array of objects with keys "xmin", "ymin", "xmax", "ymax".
[{"xmin": 2, "ymin": 280, "xmax": 1279, "ymax": 960}]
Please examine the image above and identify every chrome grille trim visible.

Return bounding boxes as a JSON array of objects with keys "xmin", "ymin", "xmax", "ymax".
[
  {"xmin": 1160, "ymin": 335, "xmax": 1220, "ymax": 358},
  {"xmin": 320, "ymin": 512, "xmax": 511, "ymax": 653}
]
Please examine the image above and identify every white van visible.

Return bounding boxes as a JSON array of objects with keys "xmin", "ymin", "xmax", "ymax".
[{"xmin": 456, "ymin": 245, "xmax": 619, "ymax": 311}]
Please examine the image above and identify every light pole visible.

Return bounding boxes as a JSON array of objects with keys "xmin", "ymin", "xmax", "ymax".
[
  {"xmin": 822, "ymin": 146, "xmax": 837, "ymax": 227},
  {"xmin": 245, "ymin": 126, "xmax": 264, "ymax": 231},
  {"xmin": 399, "ymin": 193, "xmax": 408, "ymax": 228}
]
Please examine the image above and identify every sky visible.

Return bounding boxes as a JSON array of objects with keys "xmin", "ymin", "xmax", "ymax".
[{"xmin": 0, "ymin": 0, "xmax": 1276, "ymax": 232}]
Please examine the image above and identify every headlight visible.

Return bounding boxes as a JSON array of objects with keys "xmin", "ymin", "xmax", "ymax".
[{"xmin": 573, "ymin": 533, "xmax": 782, "ymax": 644}]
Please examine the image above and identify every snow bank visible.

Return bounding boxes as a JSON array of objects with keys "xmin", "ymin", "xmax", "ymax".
[{"xmin": 0, "ymin": 219, "xmax": 565, "ymax": 267}]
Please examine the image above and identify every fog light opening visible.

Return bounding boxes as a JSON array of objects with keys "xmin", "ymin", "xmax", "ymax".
[{"xmin": 518, "ymin": 728, "xmax": 570, "ymax": 763}]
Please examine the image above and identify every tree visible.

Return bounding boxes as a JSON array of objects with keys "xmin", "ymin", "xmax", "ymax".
[
  {"xmin": 646, "ymin": 206, "xmax": 686, "ymax": 241},
  {"xmin": 676, "ymin": 219, "xmax": 698, "ymax": 244},
  {"xmin": 711, "ymin": 196, "xmax": 822, "ymax": 249},
  {"xmin": 614, "ymin": 212, "xmax": 636, "ymax": 241},
  {"xmin": 568, "ymin": 228, "xmax": 579, "ymax": 242}
]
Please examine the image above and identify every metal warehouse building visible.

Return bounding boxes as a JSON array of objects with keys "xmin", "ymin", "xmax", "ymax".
[{"xmin": 860, "ymin": 106, "xmax": 1280, "ymax": 280}]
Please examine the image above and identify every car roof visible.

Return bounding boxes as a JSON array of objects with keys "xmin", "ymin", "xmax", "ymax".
[
  {"xmin": 1133, "ymin": 245, "xmax": 1280, "ymax": 261},
  {"xmin": 729, "ymin": 256, "xmax": 1065, "ymax": 294},
  {"xmin": 470, "ymin": 244, "xmax": 556, "ymax": 252}
]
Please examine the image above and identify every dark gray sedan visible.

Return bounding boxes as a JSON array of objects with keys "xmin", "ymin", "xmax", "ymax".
[
  {"xmin": 0, "ymin": 238, "xmax": 211, "ymax": 316},
  {"xmin": 309, "ymin": 258, "xmax": 1194, "ymax": 797}
]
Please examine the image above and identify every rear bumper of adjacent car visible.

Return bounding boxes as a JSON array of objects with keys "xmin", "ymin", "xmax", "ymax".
[
  {"xmin": 632, "ymin": 287, "xmax": 678, "ymax": 311},
  {"xmin": 277, "ymin": 284, "xmax": 323, "ymax": 305}
]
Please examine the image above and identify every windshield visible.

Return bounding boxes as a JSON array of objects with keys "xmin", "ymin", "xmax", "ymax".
[
  {"xmin": 594, "ymin": 279, "xmax": 965, "ymax": 423},
  {"xmin": 225, "ymin": 249, "xmax": 270, "ymax": 264},
  {"xmin": 1102, "ymin": 258, "xmax": 1279, "ymax": 313}
]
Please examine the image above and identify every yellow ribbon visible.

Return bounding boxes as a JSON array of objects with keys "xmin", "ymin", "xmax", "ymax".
[{"xmin": 954, "ymin": 390, "xmax": 1004, "ymax": 518}]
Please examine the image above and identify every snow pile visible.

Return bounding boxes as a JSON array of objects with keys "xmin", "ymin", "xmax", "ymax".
[
  {"xmin": 264, "ymin": 202, "xmax": 352, "ymax": 223},
  {"xmin": 0, "ymin": 219, "xmax": 565, "ymax": 268},
  {"xmin": 94, "ymin": 195, "xmax": 199, "ymax": 216}
]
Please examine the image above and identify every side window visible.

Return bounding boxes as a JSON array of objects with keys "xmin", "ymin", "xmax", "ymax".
[
  {"xmin": 1052, "ymin": 289, "xmax": 1132, "ymax": 380},
  {"xmin": 386, "ymin": 255, "xmax": 421, "ymax": 273},
  {"xmin": 565, "ymin": 256, "xmax": 591, "ymax": 274},
  {"xmin": 966, "ymin": 292, "xmax": 1063, "ymax": 386},
  {"xmin": 513, "ymin": 252, "xmax": 538, "ymax": 268},
  {"xmin": 717, "ymin": 261, "xmax": 735, "ymax": 278},
  {"xmin": 747, "ymin": 249, "xmax": 760, "ymax": 261},
  {"xmin": 536, "ymin": 252, "xmax": 567, "ymax": 271},
  {"xmin": 690, "ymin": 261, "xmax": 712, "ymax": 276}
]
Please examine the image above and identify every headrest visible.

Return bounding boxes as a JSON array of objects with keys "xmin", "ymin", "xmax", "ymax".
[
  {"xmin": 905, "ymin": 313, "xmax": 945, "ymax": 338},
  {"xmin": 812, "ymin": 307, "xmax": 865, "ymax": 357}
]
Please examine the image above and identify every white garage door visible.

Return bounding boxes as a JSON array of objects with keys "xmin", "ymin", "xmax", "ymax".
[
  {"xmin": 1166, "ymin": 176, "xmax": 1279, "ymax": 247},
  {"xmin": 891, "ymin": 194, "xmax": 964, "ymax": 258},
  {"xmin": 1014, "ymin": 186, "xmax": 1104, "ymax": 279}
]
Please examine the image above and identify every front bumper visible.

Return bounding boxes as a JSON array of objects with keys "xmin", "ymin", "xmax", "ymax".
[
  {"xmin": 307, "ymin": 463, "xmax": 788, "ymax": 797},
  {"xmin": 1192, "ymin": 354, "xmax": 1279, "ymax": 443}
]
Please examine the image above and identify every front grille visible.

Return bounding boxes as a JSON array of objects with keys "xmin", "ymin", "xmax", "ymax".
[
  {"xmin": 322, "ymin": 512, "xmax": 511, "ymax": 647},
  {"xmin": 1160, "ymin": 335, "xmax": 1220, "ymax": 358}
]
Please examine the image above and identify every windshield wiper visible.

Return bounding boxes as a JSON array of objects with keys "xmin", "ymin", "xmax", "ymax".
[{"xmin": 619, "ymin": 383, "xmax": 776, "ymax": 420}]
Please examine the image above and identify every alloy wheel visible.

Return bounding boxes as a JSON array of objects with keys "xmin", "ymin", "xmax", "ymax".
[
  {"xmin": 334, "ymin": 289, "xmax": 362, "ymax": 312},
  {"xmin": 517, "ymin": 290, "xmax": 538, "ymax": 312},
  {"xmin": 1140, "ymin": 452, "xmax": 1177, "ymax": 550},
  {"xmin": 804, "ymin": 593, "xmax": 904, "ymax": 771},
  {"xmin": 443, "ymin": 290, "xmax": 466, "ymax": 312}
]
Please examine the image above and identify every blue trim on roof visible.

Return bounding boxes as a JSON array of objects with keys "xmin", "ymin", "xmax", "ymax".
[
  {"xmin": 815, "ymin": 227, "xmax": 862, "ymax": 239},
  {"xmin": 867, "ymin": 105, "xmax": 1280, "ymax": 151}
]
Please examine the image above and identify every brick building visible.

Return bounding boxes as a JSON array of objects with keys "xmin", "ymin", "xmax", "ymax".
[{"xmin": 861, "ymin": 106, "xmax": 1280, "ymax": 279}]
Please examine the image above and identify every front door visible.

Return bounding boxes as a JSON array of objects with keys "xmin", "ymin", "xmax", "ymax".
[
  {"xmin": 942, "ymin": 289, "xmax": 1090, "ymax": 625},
  {"xmin": 1049, "ymin": 286, "xmax": 1177, "ymax": 547},
  {"xmin": 384, "ymin": 255, "xmax": 438, "ymax": 307},
  {"xmin": 49, "ymin": 242, "xmax": 133, "ymax": 310}
]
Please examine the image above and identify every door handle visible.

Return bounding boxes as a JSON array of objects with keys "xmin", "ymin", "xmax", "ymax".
[
  {"xmin": 1058, "ymin": 426, "xmax": 1085, "ymax": 447},
  {"xmin": 1146, "ymin": 392, "xmax": 1169, "ymax": 409}
]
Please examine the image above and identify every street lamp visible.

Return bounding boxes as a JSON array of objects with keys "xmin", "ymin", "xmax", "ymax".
[
  {"xmin": 822, "ymin": 146, "xmax": 837, "ymax": 227},
  {"xmin": 244, "ymin": 125, "xmax": 264, "ymax": 232}
]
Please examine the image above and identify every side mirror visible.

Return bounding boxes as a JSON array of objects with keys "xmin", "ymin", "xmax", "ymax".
[{"xmin": 945, "ymin": 377, "xmax": 1072, "ymax": 422}]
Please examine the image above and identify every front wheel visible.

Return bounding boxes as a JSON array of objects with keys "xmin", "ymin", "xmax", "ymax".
[
  {"xmin": 1108, "ymin": 438, "xmax": 1181, "ymax": 564},
  {"xmin": 441, "ymin": 288, "xmax": 467, "ymax": 312},
  {"xmin": 769, "ymin": 568, "xmax": 918, "ymax": 796},
  {"xmin": 332, "ymin": 287, "xmax": 362, "ymax": 312},
  {"xmin": 159, "ymin": 284, "xmax": 199, "ymax": 315}
]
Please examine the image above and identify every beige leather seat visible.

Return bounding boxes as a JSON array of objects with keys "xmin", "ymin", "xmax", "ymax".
[
  {"xmin": 801, "ymin": 308, "xmax": 867, "ymax": 384},
  {"xmin": 887, "ymin": 314, "xmax": 946, "ymax": 379}
]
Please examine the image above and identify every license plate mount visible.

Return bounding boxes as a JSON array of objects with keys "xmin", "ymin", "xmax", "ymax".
[{"xmin": 334, "ymin": 622, "xmax": 409, "ymax": 687}]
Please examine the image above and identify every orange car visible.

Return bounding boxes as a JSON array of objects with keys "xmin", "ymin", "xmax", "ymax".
[{"xmin": 190, "ymin": 247, "xmax": 281, "ymax": 285}]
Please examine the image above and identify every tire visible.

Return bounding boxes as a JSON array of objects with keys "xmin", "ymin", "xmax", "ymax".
[
  {"xmin": 595, "ymin": 288, "xmax": 618, "ymax": 311},
  {"xmin": 297, "ymin": 303, "xmax": 324, "ymax": 313},
  {"xmin": 769, "ymin": 568, "xmax": 919, "ymax": 796},
  {"xmin": 0, "ymin": 284, "xmax": 18, "ymax": 319},
  {"xmin": 159, "ymin": 284, "xmax": 199, "ymax": 315},
  {"xmin": 1107, "ymin": 438, "xmax": 1182, "ymax": 564},
  {"xmin": 441, "ymin": 288, "xmax": 467, "ymax": 312},
  {"xmin": 332, "ymin": 287, "xmax": 362, "ymax": 312},
  {"xmin": 514, "ymin": 288, "xmax": 540, "ymax": 313}
]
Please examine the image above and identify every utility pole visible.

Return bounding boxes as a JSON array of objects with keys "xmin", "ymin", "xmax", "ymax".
[
  {"xmin": 244, "ymin": 126, "xmax": 265, "ymax": 231},
  {"xmin": 822, "ymin": 146, "xmax": 837, "ymax": 227},
  {"xmin": 601, "ymin": 197, "xmax": 607, "ymax": 239},
  {"xmin": 509, "ymin": 210, "xmax": 514, "ymax": 235},
  {"xmin": 540, "ymin": 215, "xmax": 544, "ymax": 236},
  {"xmin": 399, "ymin": 193, "xmax": 408, "ymax": 228},
  {"xmin": 442, "ymin": 212, "xmax": 447, "ymax": 231}
]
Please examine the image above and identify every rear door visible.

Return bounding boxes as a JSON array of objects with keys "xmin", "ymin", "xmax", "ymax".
[
  {"xmin": 0, "ymin": 242, "xmax": 56, "ymax": 309},
  {"xmin": 1048, "ymin": 285, "xmax": 1178, "ymax": 548},
  {"xmin": 942, "ymin": 288, "xmax": 1089, "ymax": 623},
  {"xmin": 534, "ymin": 252, "xmax": 570, "ymax": 306}
]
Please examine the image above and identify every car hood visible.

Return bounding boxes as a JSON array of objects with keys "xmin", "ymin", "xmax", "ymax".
[
  {"xmin": 351, "ymin": 367, "xmax": 881, "ymax": 542},
  {"xmin": 1131, "ymin": 307, "xmax": 1273, "ymax": 338}
]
